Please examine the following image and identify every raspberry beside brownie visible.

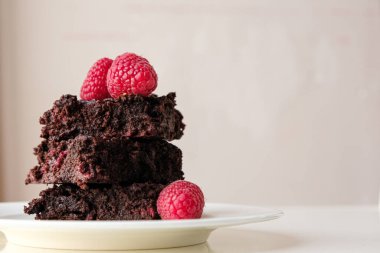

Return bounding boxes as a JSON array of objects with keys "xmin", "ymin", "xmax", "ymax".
[
  {"xmin": 26, "ymin": 136, "xmax": 183, "ymax": 187},
  {"xmin": 40, "ymin": 92, "xmax": 185, "ymax": 142},
  {"xmin": 24, "ymin": 183, "xmax": 164, "ymax": 220}
]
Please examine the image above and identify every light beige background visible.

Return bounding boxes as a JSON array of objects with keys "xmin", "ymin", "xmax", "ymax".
[{"xmin": 0, "ymin": 0, "xmax": 379, "ymax": 205}]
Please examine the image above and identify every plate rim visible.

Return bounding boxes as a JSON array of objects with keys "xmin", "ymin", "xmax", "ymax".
[{"xmin": 0, "ymin": 202, "xmax": 283, "ymax": 230}]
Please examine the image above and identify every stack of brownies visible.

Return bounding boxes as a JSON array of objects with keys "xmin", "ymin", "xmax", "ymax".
[{"xmin": 24, "ymin": 92, "xmax": 185, "ymax": 220}]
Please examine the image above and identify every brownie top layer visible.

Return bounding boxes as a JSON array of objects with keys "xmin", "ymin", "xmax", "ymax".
[{"xmin": 40, "ymin": 92, "xmax": 185, "ymax": 141}]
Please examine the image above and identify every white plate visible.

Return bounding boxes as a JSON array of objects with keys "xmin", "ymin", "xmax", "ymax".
[{"xmin": 0, "ymin": 202, "xmax": 282, "ymax": 250}]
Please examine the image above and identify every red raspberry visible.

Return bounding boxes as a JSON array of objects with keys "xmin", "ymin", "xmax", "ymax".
[
  {"xmin": 157, "ymin": 180, "xmax": 205, "ymax": 220},
  {"xmin": 106, "ymin": 53, "xmax": 157, "ymax": 97},
  {"xmin": 80, "ymin": 58, "xmax": 113, "ymax": 100}
]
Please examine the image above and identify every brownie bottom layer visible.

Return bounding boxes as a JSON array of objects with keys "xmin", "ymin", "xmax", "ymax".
[{"xmin": 24, "ymin": 183, "xmax": 164, "ymax": 220}]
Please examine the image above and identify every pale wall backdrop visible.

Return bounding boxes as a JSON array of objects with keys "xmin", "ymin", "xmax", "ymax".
[{"xmin": 0, "ymin": 0, "xmax": 379, "ymax": 205}]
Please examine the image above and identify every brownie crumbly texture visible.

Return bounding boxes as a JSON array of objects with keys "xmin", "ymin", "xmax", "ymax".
[
  {"xmin": 40, "ymin": 93, "xmax": 185, "ymax": 141},
  {"xmin": 24, "ymin": 183, "xmax": 165, "ymax": 220},
  {"xmin": 25, "ymin": 135, "xmax": 183, "ymax": 187}
]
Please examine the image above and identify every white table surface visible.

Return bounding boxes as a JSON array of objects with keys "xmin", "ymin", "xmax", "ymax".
[{"xmin": 0, "ymin": 206, "xmax": 379, "ymax": 253}]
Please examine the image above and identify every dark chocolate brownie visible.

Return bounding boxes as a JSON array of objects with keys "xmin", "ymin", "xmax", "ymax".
[
  {"xmin": 25, "ymin": 135, "xmax": 183, "ymax": 187},
  {"xmin": 24, "ymin": 183, "xmax": 164, "ymax": 220},
  {"xmin": 40, "ymin": 93, "xmax": 184, "ymax": 141}
]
